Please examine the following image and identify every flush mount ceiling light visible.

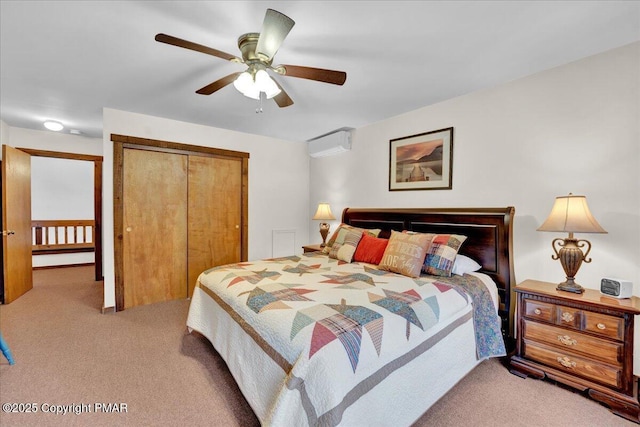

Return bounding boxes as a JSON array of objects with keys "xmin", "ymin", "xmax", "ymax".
[{"xmin": 43, "ymin": 121, "xmax": 64, "ymax": 131}]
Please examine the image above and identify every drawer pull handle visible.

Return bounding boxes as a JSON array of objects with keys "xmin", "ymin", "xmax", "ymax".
[
  {"xmin": 561, "ymin": 312, "xmax": 574, "ymax": 323},
  {"xmin": 557, "ymin": 356, "xmax": 577, "ymax": 369},
  {"xmin": 558, "ymin": 335, "xmax": 577, "ymax": 346},
  {"xmin": 596, "ymin": 323, "xmax": 606, "ymax": 330},
  {"xmin": 534, "ymin": 308, "xmax": 542, "ymax": 315}
]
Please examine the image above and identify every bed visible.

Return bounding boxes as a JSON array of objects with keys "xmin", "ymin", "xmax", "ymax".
[{"xmin": 187, "ymin": 207, "xmax": 515, "ymax": 426}]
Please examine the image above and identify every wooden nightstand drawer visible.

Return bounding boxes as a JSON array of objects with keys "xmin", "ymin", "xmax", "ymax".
[
  {"xmin": 523, "ymin": 319, "xmax": 622, "ymax": 365},
  {"xmin": 523, "ymin": 340, "xmax": 621, "ymax": 388},
  {"xmin": 523, "ymin": 299, "xmax": 554, "ymax": 322},
  {"xmin": 583, "ymin": 311, "xmax": 623, "ymax": 341},
  {"xmin": 555, "ymin": 304, "xmax": 581, "ymax": 329}
]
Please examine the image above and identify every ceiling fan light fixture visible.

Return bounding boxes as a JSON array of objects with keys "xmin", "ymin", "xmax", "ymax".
[
  {"xmin": 233, "ymin": 71, "xmax": 252, "ymax": 93},
  {"xmin": 255, "ymin": 69, "xmax": 281, "ymax": 99},
  {"xmin": 233, "ymin": 71, "xmax": 259, "ymax": 99},
  {"xmin": 233, "ymin": 69, "xmax": 281, "ymax": 100}
]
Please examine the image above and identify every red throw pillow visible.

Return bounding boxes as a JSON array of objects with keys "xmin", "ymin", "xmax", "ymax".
[{"xmin": 353, "ymin": 233, "xmax": 389, "ymax": 265}]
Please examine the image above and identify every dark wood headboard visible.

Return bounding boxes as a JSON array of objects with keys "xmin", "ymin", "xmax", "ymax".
[{"xmin": 342, "ymin": 207, "xmax": 516, "ymax": 340}]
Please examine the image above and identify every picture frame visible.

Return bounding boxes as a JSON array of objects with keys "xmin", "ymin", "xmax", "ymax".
[{"xmin": 389, "ymin": 127, "xmax": 454, "ymax": 191}]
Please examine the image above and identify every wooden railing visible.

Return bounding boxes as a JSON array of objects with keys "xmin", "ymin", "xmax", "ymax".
[{"xmin": 32, "ymin": 220, "xmax": 95, "ymax": 255}]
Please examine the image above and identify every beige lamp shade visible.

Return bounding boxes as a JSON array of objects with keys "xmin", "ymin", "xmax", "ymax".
[
  {"xmin": 312, "ymin": 203, "xmax": 336, "ymax": 221},
  {"xmin": 537, "ymin": 194, "xmax": 607, "ymax": 234}
]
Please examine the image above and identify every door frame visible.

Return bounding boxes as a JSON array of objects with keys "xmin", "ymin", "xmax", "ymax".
[
  {"xmin": 18, "ymin": 148, "xmax": 103, "ymax": 282},
  {"xmin": 112, "ymin": 134, "xmax": 249, "ymax": 312}
]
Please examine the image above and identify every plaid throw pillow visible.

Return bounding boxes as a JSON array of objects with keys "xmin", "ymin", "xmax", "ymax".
[
  {"xmin": 423, "ymin": 234, "xmax": 468, "ymax": 277},
  {"xmin": 328, "ymin": 228, "xmax": 363, "ymax": 262},
  {"xmin": 323, "ymin": 224, "xmax": 381, "ymax": 254}
]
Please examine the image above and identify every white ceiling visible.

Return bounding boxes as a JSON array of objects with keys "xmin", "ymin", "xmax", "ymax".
[{"xmin": 1, "ymin": 1, "xmax": 638, "ymax": 142}]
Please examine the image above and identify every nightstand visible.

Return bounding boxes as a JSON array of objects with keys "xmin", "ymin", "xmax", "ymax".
[
  {"xmin": 302, "ymin": 244, "xmax": 324, "ymax": 253},
  {"xmin": 510, "ymin": 279, "xmax": 640, "ymax": 423}
]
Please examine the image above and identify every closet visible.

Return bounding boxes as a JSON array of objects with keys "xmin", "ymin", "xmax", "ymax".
[{"xmin": 113, "ymin": 135, "xmax": 248, "ymax": 311}]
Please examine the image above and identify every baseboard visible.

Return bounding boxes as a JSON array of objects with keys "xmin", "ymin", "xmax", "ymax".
[
  {"xmin": 33, "ymin": 262, "xmax": 95, "ymax": 270},
  {"xmin": 101, "ymin": 306, "xmax": 115, "ymax": 314}
]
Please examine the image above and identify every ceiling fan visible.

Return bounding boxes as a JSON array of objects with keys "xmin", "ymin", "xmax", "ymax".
[{"xmin": 155, "ymin": 9, "xmax": 347, "ymax": 108}]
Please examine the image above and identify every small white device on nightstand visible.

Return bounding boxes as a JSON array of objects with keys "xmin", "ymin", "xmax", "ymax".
[{"xmin": 600, "ymin": 278, "xmax": 633, "ymax": 299}]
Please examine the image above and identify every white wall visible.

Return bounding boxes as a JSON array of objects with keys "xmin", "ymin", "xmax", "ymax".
[
  {"xmin": 31, "ymin": 157, "xmax": 94, "ymax": 267},
  {"xmin": 0, "ymin": 120, "xmax": 10, "ymax": 146},
  {"xmin": 31, "ymin": 158, "xmax": 94, "ymax": 220},
  {"xmin": 311, "ymin": 42, "xmax": 639, "ymax": 289},
  {"xmin": 102, "ymin": 108, "xmax": 310, "ymax": 309}
]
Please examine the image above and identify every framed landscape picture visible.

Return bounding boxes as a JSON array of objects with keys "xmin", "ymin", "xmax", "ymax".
[{"xmin": 389, "ymin": 127, "xmax": 453, "ymax": 191}]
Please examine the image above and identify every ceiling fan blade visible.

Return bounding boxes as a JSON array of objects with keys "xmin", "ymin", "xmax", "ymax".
[
  {"xmin": 256, "ymin": 9, "xmax": 295, "ymax": 61},
  {"xmin": 155, "ymin": 33, "xmax": 240, "ymax": 62},
  {"xmin": 196, "ymin": 72, "xmax": 242, "ymax": 95},
  {"xmin": 272, "ymin": 81, "xmax": 294, "ymax": 108},
  {"xmin": 278, "ymin": 65, "xmax": 347, "ymax": 86}
]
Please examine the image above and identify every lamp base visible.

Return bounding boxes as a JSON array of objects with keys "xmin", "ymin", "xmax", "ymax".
[
  {"xmin": 550, "ymin": 236, "xmax": 591, "ymax": 295},
  {"xmin": 319, "ymin": 223, "xmax": 330, "ymax": 247},
  {"xmin": 556, "ymin": 280, "xmax": 585, "ymax": 294}
]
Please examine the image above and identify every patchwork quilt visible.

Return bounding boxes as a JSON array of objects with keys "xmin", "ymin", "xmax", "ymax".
[{"xmin": 190, "ymin": 252, "xmax": 505, "ymax": 426}]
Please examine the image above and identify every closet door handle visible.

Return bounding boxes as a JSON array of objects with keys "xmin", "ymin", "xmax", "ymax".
[{"xmin": 2, "ymin": 230, "xmax": 15, "ymax": 236}]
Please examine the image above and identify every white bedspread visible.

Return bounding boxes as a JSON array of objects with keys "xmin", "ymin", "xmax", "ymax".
[{"xmin": 187, "ymin": 253, "xmax": 504, "ymax": 426}]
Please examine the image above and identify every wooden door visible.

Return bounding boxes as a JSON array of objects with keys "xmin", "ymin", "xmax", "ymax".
[
  {"xmin": 187, "ymin": 156, "xmax": 242, "ymax": 296},
  {"xmin": 122, "ymin": 148, "xmax": 188, "ymax": 308},
  {"xmin": 2, "ymin": 145, "xmax": 33, "ymax": 303}
]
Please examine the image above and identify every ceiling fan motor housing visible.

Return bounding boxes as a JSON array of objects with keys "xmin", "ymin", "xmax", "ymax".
[{"xmin": 238, "ymin": 33, "xmax": 272, "ymax": 64}]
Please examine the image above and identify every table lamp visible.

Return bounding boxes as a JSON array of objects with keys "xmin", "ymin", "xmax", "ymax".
[
  {"xmin": 312, "ymin": 203, "xmax": 336, "ymax": 247},
  {"xmin": 537, "ymin": 193, "xmax": 607, "ymax": 293}
]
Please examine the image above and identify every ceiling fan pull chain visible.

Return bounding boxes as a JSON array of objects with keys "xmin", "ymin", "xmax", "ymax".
[{"xmin": 256, "ymin": 92, "xmax": 264, "ymax": 114}]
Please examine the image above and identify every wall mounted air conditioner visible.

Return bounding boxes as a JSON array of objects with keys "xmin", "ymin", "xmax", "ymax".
[{"xmin": 307, "ymin": 129, "xmax": 352, "ymax": 158}]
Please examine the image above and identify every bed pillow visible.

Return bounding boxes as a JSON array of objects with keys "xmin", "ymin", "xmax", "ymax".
[
  {"xmin": 353, "ymin": 233, "xmax": 389, "ymax": 265},
  {"xmin": 423, "ymin": 234, "xmax": 468, "ymax": 277},
  {"xmin": 328, "ymin": 228, "xmax": 363, "ymax": 262},
  {"xmin": 452, "ymin": 254, "xmax": 482, "ymax": 276},
  {"xmin": 323, "ymin": 224, "xmax": 381, "ymax": 253},
  {"xmin": 379, "ymin": 230, "xmax": 434, "ymax": 278}
]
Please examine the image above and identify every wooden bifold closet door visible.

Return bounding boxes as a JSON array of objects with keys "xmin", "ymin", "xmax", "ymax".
[
  {"xmin": 187, "ymin": 155, "xmax": 242, "ymax": 298},
  {"xmin": 123, "ymin": 149, "xmax": 188, "ymax": 308},
  {"xmin": 114, "ymin": 135, "xmax": 249, "ymax": 311}
]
